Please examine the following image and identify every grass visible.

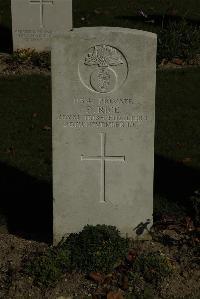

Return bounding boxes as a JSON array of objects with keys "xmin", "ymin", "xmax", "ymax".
[
  {"xmin": 73, "ymin": 0, "xmax": 200, "ymax": 30},
  {"xmin": 0, "ymin": 75, "xmax": 52, "ymax": 182},
  {"xmin": 0, "ymin": 0, "xmax": 11, "ymax": 29},
  {"xmin": 1, "ymin": 0, "xmax": 200, "ymax": 31},
  {"xmin": 155, "ymin": 68, "xmax": 200, "ymax": 169}
]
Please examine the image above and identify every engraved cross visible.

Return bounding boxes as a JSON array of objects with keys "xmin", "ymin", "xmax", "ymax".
[
  {"xmin": 30, "ymin": 0, "xmax": 54, "ymax": 28},
  {"xmin": 81, "ymin": 133, "xmax": 125, "ymax": 203}
]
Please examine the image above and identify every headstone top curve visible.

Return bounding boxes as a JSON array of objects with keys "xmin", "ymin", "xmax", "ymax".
[{"xmin": 53, "ymin": 27, "xmax": 157, "ymax": 40}]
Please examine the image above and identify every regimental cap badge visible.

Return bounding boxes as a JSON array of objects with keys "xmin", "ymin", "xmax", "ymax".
[{"xmin": 79, "ymin": 45, "xmax": 128, "ymax": 94}]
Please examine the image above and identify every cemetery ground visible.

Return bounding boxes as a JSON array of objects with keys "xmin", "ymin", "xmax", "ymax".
[{"xmin": 0, "ymin": 1, "xmax": 200, "ymax": 299}]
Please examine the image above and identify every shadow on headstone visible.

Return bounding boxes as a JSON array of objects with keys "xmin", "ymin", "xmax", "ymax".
[
  {"xmin": 0, "ymin": 25, "xmax": 13, "ymax": 53},
  {"xmin": 154, "ymin": 154, "xmax": 200, "ymax": 207},
  {"xmin": 0, "ymin": 162, "xmax": 52, "ymax": 243}
]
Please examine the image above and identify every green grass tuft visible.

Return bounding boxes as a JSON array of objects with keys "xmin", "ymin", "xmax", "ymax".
[
  {"xmin": 158, "ymin": 20, "xmax": 200, "ymax": 62},
  {"xmin": 6, "ymin": 49, "xmax": 51, "ymax": 69}
]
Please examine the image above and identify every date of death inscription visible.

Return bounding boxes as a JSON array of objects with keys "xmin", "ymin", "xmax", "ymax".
[{"xmin": 57, "ymin": 98, "xmax": 149, "ymax": 129}]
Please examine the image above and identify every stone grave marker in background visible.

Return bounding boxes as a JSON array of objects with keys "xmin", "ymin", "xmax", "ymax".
[
  {"xmin": 11, "ymin": 0, "xmax": 72, "ymax": 51},
  {"xmin": 52, "ymin": 28, "xmax": 157, "ymax": 243}
]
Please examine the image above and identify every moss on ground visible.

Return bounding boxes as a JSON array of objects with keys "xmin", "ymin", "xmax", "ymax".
[
  {"xmin": 64, "ymin": 224, "xmax": 129, "ymax": 274},
  {"xmin": 25, "ymin": 225, "xmax": 174, "ymax": 295},
  {"xmin": 25, "ymin": 247, "xmax": 71, "ymax": 286},
  {"xmin": 131, "ymin": 251, "xmax": 173, "ymax": 286}
]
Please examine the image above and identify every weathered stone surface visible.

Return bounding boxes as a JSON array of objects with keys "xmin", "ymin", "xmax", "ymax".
[
  {"xmin": 11, "ymin": 0, "xmax": 72, "ymax": 51},
  {"xmin": 52, "ymin": 28, "xmax": 157, "ymax": 243}
]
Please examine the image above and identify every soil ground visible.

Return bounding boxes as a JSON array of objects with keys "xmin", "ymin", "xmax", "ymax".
[{"xmin": 0, "ymin": 220, "xmax": 199, "ymax": 299}]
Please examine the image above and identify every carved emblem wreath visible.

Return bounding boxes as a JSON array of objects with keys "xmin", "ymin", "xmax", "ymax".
[{"xmin": 84, "ymin": 45, "xmax": 124, "ymax": 93}]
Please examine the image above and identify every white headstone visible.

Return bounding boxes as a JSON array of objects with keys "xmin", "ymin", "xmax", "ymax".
[
  {"xmin": 11, "ymin": 0, "xmax": 72, "ymax": 51},
  {"xmin": 52, "ymin": 28, "xmax": 157, "ymax": 243}
]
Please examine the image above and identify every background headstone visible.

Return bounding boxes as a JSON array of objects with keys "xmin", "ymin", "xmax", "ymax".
[
  {"xmin": 11, "ymin": 0, "xmax": 72, "ymax": 51},
  {"xmin": 52, "ymin": 28, "xmax": 157, "ymax": 243}
]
